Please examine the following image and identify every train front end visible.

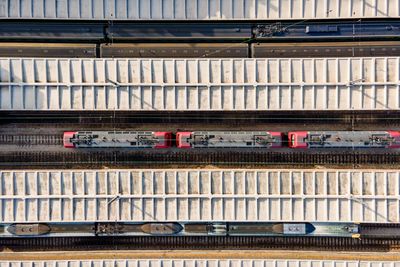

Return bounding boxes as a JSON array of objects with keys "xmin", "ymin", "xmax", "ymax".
[
  {"xmin": 63, "ymin": 131, "xmax": 77, "ymax": 148},
  {"xmin": 387, "ymin": 131, "xmax": 400, "ymax": 148}
]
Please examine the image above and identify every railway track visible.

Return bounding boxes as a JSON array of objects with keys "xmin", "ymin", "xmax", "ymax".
[
  {"xmin": 0, "ymin": 134, "xmax": 62, "ymax": 146},
  {"xmin": 1, "ymin": 21, "xmax": 399, "ymax": 42},
  {"xmin": 1, "ymin": 151, "xmax": 400, "ymax": 168},
  {"xmin": 1, "ymin": 110, "xmax": 399, "ymax": 125},
  {"xmin": 1, "ymin": 235, "xmax": 399, "ymax": 252}
]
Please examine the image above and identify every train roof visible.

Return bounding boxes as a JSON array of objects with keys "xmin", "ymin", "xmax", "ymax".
[
  {"xmin": 1, "ymin": 259, "xmax": 398, "ymax": 267},
  {"xmin": 0, "ymin": 0, "xmax": 398, "ymax": 20}
]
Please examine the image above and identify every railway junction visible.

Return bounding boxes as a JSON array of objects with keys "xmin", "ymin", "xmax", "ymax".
[{"xmin": 1, "ymin": 0, "xmax": 400, "ymax": 266}]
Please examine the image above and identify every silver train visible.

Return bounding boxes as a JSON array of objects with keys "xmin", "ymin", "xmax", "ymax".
[
  {"xmin": 1, "ymin": 42, "xmax": 400, "ymax": 59},
  {"xmin": 0, "ymin": 222, "xmax": 360, "ymax": 238}
]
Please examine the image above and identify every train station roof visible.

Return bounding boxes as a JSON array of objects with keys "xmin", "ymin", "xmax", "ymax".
[
  {"xmin": 0, "ymin": 57, "xmax": 399, "ymax": 111},
  {"xmin": 1, "ymin": 168, "xmax": 398, "ymax": 223},
  {"xmin": 0, "ymin": 0, "xmax": 398, "ymax": 20}
]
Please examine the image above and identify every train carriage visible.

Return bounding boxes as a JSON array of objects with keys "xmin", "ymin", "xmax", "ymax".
[
  {"xmin": 176, "ymin": 131, "xmax": 283, "ymax": 148},
  {"xmin": 289, "ymin": 131, "xmax": 400, "ymax": 148},
  {"xmin": 64, "ymin": 131, "xmax": 172, "ymax": 148}
]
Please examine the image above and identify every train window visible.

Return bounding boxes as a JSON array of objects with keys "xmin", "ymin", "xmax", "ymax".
[{"xmin": 130, "ymin": 142, "xmax": 137, "ymax": 146}]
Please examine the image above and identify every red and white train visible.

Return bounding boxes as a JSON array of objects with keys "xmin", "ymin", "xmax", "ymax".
[
  {"xmin": 176, "ymin": 131, "xmax": 283, "ymax": 148},
  {"xmin": 288, "ymin": 131, "xmax": 400, "ymax": 148},
  {"xmin": 63, "ymin": 130, "xmax": 400, "ymax": 149},
  {"xmin": 63, "ymin": 131, "xmax": 172, "ymax": 148}
]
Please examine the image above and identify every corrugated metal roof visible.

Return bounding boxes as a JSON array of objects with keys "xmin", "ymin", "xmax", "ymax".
[
  {"xmin": 0, "ymin": 0, "xmax": 398, "ymax": 20},
  {"xmin": 0, "ymin": 57, "xmax": 399, "ymax": 111},
  {"xmin": 1, "ymin": 259, "xmax": 399, "ymax": 267},
  {"xmin": 1, "ymin": 169, "xmax": 398, "ymax": 223}
]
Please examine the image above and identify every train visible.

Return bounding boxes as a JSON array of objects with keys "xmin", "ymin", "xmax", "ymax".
[
  {"xmin": 1, "ymin": 41, "xmax": 400, "ymax": 58},
  {"xmin": 0, "ymin": 222, "xmax": 360, "ymax": 238},
  {"xmin": 64, "ymin": 130, "xmax": 400, "ymax": 149},
  {"xmin": 289, "ymin": 131, "xmax": 400, "ymax": 148},
  {"xmin": 176, "ymin": 131, "xmax": 283, "ymax": 148},
  {"xmin": 0, "ymin": 20, "xmax": 400, "ymax": 59},
  {"xmin": 63, "ymin": 131, "xmax": 172, "ymax": 148}
]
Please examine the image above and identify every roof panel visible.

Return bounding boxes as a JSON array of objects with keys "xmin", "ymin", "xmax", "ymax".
[
  {"xmin": 1, "ymin": 57, "xmax": 399, "ymax": 111},
  {"xmin": 0, "ymin": 259, "xmax": 399, "ymax": 267},
  {"xmin": 1, "ymin": 169, "xmax": 399, "ymax": 223},
  {"xmin": 0, "ymin": 0, "xmax": 399, "ymax": 20}
]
